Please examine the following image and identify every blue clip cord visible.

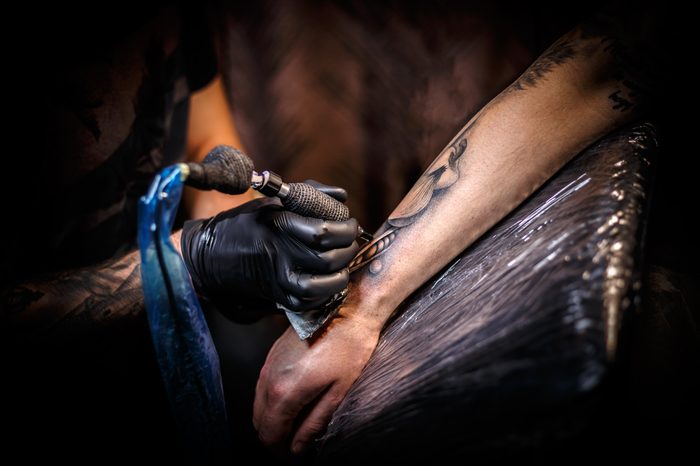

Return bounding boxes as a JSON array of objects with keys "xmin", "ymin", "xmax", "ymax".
[{"xmin": 137, "ymin": 166, "xmax": 230, "ymax": 462}]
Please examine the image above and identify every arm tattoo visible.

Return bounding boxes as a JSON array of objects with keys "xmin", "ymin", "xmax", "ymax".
[
  {"xmin": 579, "ymin": 10, "xmax": 658, "ymax": 114},
  {"xmin": 350, "ymin": 8, "xmax": 658, "ymax": 276},
  {"xmin": 507, "ymin": 9, "xmax": 658, "ymax": 114},
  {"xmin": 1, "ymin": 252, "xmax": 144, "ymax": 338},
  {"xmin": 507, "ymin": 38, "xmax": 577, "ymax": 92},
  {"xmin": 599, "ymin": 37, "xmax": 651, "ymax": 114},
  {"xmin": 350, "ymin": 117, "xmax": 479, "ymax": 274},
  {"xmin": 1, "ymin": 286, "xmax": 44, "ymax": 314},
  {"xmin": 608, "ymin": 90, "xmax": 634, "ymax": 112}
]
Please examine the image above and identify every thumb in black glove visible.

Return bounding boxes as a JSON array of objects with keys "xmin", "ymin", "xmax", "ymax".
[{"xmin": 180, "ymin": 181, "xmax": 359, "ymax": 322}]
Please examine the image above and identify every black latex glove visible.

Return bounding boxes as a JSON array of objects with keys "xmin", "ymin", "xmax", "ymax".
[{"xmin": 181, "ymin": 180, "xmax": 359, "ymax": 322}]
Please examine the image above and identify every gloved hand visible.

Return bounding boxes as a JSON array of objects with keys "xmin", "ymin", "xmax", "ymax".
[{"xmin": 180, "ymin": 181, "xmax": 360, "ymax": 322}]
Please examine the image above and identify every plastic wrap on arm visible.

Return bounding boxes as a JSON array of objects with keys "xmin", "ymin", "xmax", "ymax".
[{"xmin": 319, "ymin": 123, "xmax": 657, "ymax": 463}]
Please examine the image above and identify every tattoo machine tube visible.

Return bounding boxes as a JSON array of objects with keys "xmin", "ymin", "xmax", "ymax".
[
  {"xmin": 137, "ymin": 166, "xmax": 230, "ymax": 462},
  {"xmin": 179, "ymin": 145, "xmax": 373, "ymax": 242}
]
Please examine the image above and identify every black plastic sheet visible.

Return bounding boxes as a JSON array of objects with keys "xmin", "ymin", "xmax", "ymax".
[{"xmin": 318, "ymin": 124, "xmax": 656, "ymax": 463}]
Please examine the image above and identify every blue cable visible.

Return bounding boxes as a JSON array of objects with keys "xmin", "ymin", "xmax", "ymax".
[{"xmin": 137, "ymin": 165, "xmax": 230, "ymax": 462}]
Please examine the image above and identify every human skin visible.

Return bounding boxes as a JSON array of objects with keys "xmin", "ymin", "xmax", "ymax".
[
  {"xmin": 253, "ymin": 15, "xmax": 657, "ymax": 454},
  {"xmin": 0, "ymin": 75, "xmax": 250, "ymax": 340}
]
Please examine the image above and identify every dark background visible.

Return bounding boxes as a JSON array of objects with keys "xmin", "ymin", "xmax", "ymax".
[{"xmin": 2, "ymin": 1, "xmax": 696, "ymax": 464}]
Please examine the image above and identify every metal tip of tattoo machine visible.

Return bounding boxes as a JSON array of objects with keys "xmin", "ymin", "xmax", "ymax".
[{"xmin": 357, "ymin": 226, "xmax": 373, "ymax": 243}]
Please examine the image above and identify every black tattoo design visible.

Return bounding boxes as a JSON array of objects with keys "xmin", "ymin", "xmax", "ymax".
[
  {"xmin": 350, "ymin": 8, "xmax": 660, "ymax": 275},
  {"xmin": 579, "ymin": 10, "xmax": 658, "ymax": 114},
  {"xmin": 1, "ymin": 253, "xmax": 143, "ymax": 337},
  {"xmin": 349, "ymin": 230, "xmax": 396, "ymax": 273},
  {"xmin": 608, "ymin": 90, "xmax": 633, "ymax": 112},
  {"xmin": 507, "ymin": 39, "xmax": 576, "ymax": 92},
  {"xmin": 350, "ymin": 117, "xmax": 478, "ymax": 274},
  {"xmin": 0, "ymin": 286, "xmax": 44, "ymax": 314},
  {"xmin": 50, "ymin": 257, "xmax": 143, "ymax": 327}
]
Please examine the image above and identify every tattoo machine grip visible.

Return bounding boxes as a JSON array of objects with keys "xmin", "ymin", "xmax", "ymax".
[
  {"xmin": 182, "ymin": 144, "xmax": 370, "ymax": 240},
  {"xmin": 252, "ymin": 165, "xmax": 351, "ymax": 222},
  {"xmin": 182, "ymin": 145, "xmax": 253, "ymax": 195},
  {"xmin": 283, "ymin": 182, "xmax": 349, "ymax": 221}
]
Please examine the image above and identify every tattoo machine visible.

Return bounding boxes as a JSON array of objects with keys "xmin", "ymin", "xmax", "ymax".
[
  {"xmin": 179, "ymin": 145, "xmax": 372, "ymax": 242},
  {"xmin": 177, "ymin": 145, "xmax": 371, "ymax": 339},
  {"xmin": 137, "ymin": 147, "xmax": 370, "ymax": 459}
]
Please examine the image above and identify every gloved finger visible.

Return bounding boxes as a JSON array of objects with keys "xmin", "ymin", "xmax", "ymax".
[
  {"xmin": 293, "ymin": 241, "xmax": 360, "ymax": 273},
  {"xmin": 279, "ymin": 295, "xmax": 333, "ymax": 313},
  {"xmin": 280, "ymin": 268, "xmax": 350, "ymax": 301},
  {"xmin": 276, "ymin": 212, "xmax": 359, "ymax": 251},
  {"xmin": 303, "ymin": 179, "xmax": 347, "ymax": 203}
]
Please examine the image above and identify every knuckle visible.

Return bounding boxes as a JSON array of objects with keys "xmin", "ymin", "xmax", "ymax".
[
  {"xmin": 313, "ymin": 223, "xmax": 331, "ymax": 247},
  {"xmin": 267, "ymin": 382, "xmax": 287, "ymax": 404},
  {"xmin": 295, "ymin": 273, "xmax": 312, "ymax": 292}
]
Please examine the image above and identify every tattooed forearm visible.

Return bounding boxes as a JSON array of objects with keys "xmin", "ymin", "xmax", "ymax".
[
  {"xmin": 1, "ymin": 286, "xmax": 44, "ymax": 314},
  {"xmin": 350, "ymin": 6, "xmax": 659, "ymax": 278},
  {"xmin": 506, "ymin": 6, "xmax": 660, "ymax": 115},
  {"xmin": 349, "ymin": 229, "xmax": 396, "ymax": 273},
  {"xmin": 350, "ymin": 117, "xmax": 479, "ymax": 274},
  {"xmin": 1, "ymin": 250, "xmax": 144, "ymax": 340},
  {"xmin": 580, "ymin": 5, "xmax": 661, "ymax": 115},
  {"xmin": 608, "ymin": 90, "xmax": 634, "ymax": 112},
  {"xmin": 507, "ymin": 38, "xmax": 577, "ymax": 92}
]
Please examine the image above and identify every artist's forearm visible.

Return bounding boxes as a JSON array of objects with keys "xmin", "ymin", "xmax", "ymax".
[
  {"xmin": 185, "ymin": 75, "xmax": 255, "ymax": 219},
  {"xmin": 345, "ymin": 25, "xmax": 646, "ymax": 330},
  {"xmin": 1, "ymin": 231, "xmax": 182, "ymax": 341}
]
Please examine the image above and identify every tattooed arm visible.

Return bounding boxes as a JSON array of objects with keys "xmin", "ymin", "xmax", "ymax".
[
  {"xmin": 254, "ymin": 16, "xmax": 659, "ymax": 454},
  {"xmin": 184, "ymin": 75, "xmax": 256, "ymax": 219},
  {"xmin": 0, "ymin": 232, "xmax": 182, "ymax": 344},
  {"xmin": 2, "ymin": 76, "xmax": 247, "ymax": 342},
  {"xmin": 0, "ymin": 76, "xmax": 242, "ymax": 341}
]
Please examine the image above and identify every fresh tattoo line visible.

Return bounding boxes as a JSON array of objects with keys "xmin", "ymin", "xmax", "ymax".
[{"xmin": 349, "ymin": 116, "xmax": 479, "ymax": 275}]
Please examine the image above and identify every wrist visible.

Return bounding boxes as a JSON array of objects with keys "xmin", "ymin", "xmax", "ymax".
[{"xmin": 338, "ymin": 280, "xmax": 397, "ymax": 335}]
